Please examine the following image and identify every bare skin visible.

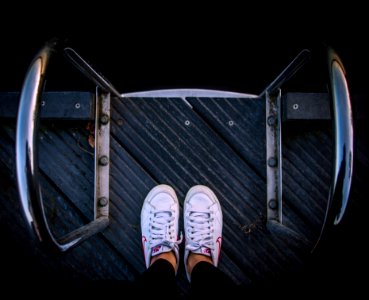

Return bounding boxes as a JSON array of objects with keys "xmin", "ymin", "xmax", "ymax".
[
  {"xmin": 186, "ymin": 252, "xmax": 213, "ymax": 276},
  {"xmin": 150, "ymin": 251, "xmax": 177, "ymax": 270},
  {"xmin": 150, "ymin": 251, "xmax": 212, "ymax": 275}
]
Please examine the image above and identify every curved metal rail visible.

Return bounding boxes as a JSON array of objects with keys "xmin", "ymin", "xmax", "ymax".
[
  {"xmin": 327, "ymin": 48, "xmax": 354, "ymax": 225},
  {"xmin": 16, "ymin": 41, "xmax": 110, "ymax": 251},
  {"xmin": 263, "ymin": 48, "xmax": 354, "ymax": 251},
  {"xmin": 315, "ymin": 48, "xmax": 354, "ymax": 247}
]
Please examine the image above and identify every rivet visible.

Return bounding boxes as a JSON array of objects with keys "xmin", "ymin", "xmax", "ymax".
[
  {"xmin": 228, "ymin": 120, "xmax": 234, "ymax": 126},
  {"xmin": 100, "ymin": 114, "xmax": 110, "ymax": 125},
  {"xmin": 98, "ymin": 197, "xmax": 108, "ymax": 207},
  {"xmin": 185, "ymin": 120, "xmax": 190, "ymax": 126},
  {"xmin": 267, "ymin": 116, "xmax": 277, "ymax": 126},
  {"xmin": 268, "ymin": 199, "xmax": 277, "ymax": 209},
  {"xmin": 117, "ymin": 119, "xmax": 124, "ymax": 126},
  {"xmin": 292, "ymin": 103, "xmax": 299, "ymax": 110},
  {"xmin": 75, "ymin": 103, "xmax": 81, "ymax": 109},
  {"xmin": 41, "ymin": 101, "xmax": 46, "ymax": 107},
  {"xmin": 268, "ymin": 157, "xmax": 278, "ymax": 167},
  {"xmin": 99, "ymin": 156, "xmax": 109, "ymax": 166}
]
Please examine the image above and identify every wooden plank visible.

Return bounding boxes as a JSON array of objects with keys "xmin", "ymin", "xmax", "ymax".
[
  {"xmin": 281, "ymin": 126, "xmax": 331, "ymax": 236},
  {"xmin": 186, "ymin": 97, "xmax": 266, "ymax": 177},
  {"xmin": 283, "ymin": 93, "xmax": 330, "ymax": 120},
  {"xmin": 0, "ymin": 121, "xmax": 247, "ymax": 293},
  {"xmin": 187, "ymin": 97, "xmax": 327, "ymax": 242},
  {"xmin": 111, "ymin": 97, "xmax": 309, "ymax": 283},
  {"xmin": 24, "ymin": 122, "xmax": 147, "ymax": 275},
  {"xmin": 282, "ymin": 93, "xmax": 368, "ymax": 121},
  {"xmin": 40, "ymin": 122, "xmax": 252, "ymax": 288},
  {"xmin": 0, "ymin": 125, "xmax": 134, "ymax": 281},
  {"xmin": 26, "ymin": 124, "xmax": 147, "ymax": 277},
  {"xmin": 0, "ymin": 96, "xmax": 336, "ymax": 286},
  {"xmin": 0, "ymin": 92, "xmax": 95, "ymax": 120}
]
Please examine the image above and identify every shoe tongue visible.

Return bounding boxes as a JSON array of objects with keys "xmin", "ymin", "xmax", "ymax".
[
  {"xmin": 155, "ymin": 211, "xmax": 171, "ymax": 218},
  {"xmin": 192, "ymin": 246, "xmax": 211, "ymax": 257},
  {"xmin": 151, "ymin": 245, "xmax": 172, "ymax": 256}
]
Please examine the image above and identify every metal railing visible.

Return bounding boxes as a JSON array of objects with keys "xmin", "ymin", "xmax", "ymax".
[{"xmin": 16, "ymin": 40, "xmax": 119, "ymax": 251}]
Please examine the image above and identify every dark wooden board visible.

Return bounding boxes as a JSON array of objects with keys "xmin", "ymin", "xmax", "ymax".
[
  {"xmin": 1, "ymin": 95, "xmax": 359, "ymax": 293},
  {"xmin": 0, "ymin": 92, "xmax": 94, "ymax": 120}
]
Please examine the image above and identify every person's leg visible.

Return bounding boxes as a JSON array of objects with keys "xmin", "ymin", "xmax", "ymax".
[
  {"xmin": 190, "ymin": 260, "xmax": 237, "ymax": 297},
  {"xmin": 184, "ymin": 185, "xmax": 237, "ymax": 298},
  {"xmin": 136, "ymin": 185, "xmax": 182, "ymax": 298},
  {"xmin": 136, "ymin": 258, "xmax": 177, "ymax": 296}
]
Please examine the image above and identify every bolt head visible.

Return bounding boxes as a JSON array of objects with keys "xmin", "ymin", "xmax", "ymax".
[
  {"xmin": 98, "ymin": 197, "xmax": 108, "ymax": 207},
  {"xmin": 268, "ymin": 199, "xmax": 277, "ymax": 209},
  {"xmin": 267, "ymin": 116, "xmax": 277, "ymax": 126},
  {"xmin": 99, "ymin": 156, "xmax": 109, "ymax": 166},
  {"xmin": 268, "ymin": 157, "xmax": 278, "ymax": 167},
  {"xmin": 100, "ymin": 114, "xmax": 110, "ymax": 125}
]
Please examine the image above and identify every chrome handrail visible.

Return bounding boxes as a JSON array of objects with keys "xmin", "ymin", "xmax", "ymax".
[
  {"xmin": 327, "ymin": 48, "xmax": 354, "ymax": 225},
  {"xmin": 314, "ymin": 48, "xmax": 354, "ymax": 249},
  {"xmin": 64, "ymin": 48, "xmax": 122, "ymax": 98},
  {"xmin": 260, "ymin": 49, "xmax": 311, "ymax": 97},
  {"xmin": 16, "ymin": 41, "xmax": 110, "ymax": 251}
]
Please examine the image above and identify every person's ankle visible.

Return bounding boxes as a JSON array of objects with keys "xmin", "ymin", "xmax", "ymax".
[
  {"xmin": 186, "ymin": 252, "xmax": 213, "ymax": 276},
  {"xmin": 150, "ymin": 251, "xmax": 177, "ymax": 271}
]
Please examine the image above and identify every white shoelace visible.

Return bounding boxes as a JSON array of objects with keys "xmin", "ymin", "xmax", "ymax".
[
  {"xmin": 186, "ymin": 209, "xmax": 214, "ymax": 252},
  {"xmin": 149, "ymin": 210, "xmax": 182, "ymax": 249}
]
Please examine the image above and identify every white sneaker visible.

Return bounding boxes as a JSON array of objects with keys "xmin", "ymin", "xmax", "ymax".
[
  {"xmin": 184, "ymin": 185, "xmax": 223, "ymax": 281},
  {"xmin": 141, "ymin": 185, "xmax": 182, "ymax": 273}
]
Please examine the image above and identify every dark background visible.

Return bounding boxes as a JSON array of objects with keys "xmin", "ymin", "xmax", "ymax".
[
  {"xmin": 1, "ymin": 7, "xmax": 367, "ymax": 297},
  {"xmin": 1, "ymin": 8, "xmax": 368, "ymax": 96}
]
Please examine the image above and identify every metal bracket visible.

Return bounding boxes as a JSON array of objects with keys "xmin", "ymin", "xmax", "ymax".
[
  {"xmin": 266, "ymin": 90, "xmax": 282, "ymax": 223},
  {"xmin": 94, "ymin": 90, "xmax": 110, "ymax": 219}
]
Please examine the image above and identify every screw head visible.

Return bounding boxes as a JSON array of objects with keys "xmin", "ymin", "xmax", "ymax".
[
  {"xmin": 267, "ymin": 115, "xmax": 277, "ymax": 126},
  {"xmin": 99, "ymin": 155, "xmax": 109, "ymax": 166},
  {"xmin": 268, "ymin": 157, "xmax": 278, "ymax": 167},
  {"xmin": 268, "ymin": 199, "xmax": 277, "ymax": 209},
  {"xmin": 100, "ymin": 114, "xmax": 110, "ymax": 125},
  {"xmin": 98, "ymin": 197, "xmax": 108, "ymax": 207}
]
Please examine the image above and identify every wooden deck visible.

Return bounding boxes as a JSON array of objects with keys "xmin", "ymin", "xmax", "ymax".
[{"xmin": 0, "ymin": 93, "xmax": 367, "ymax": 296}]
